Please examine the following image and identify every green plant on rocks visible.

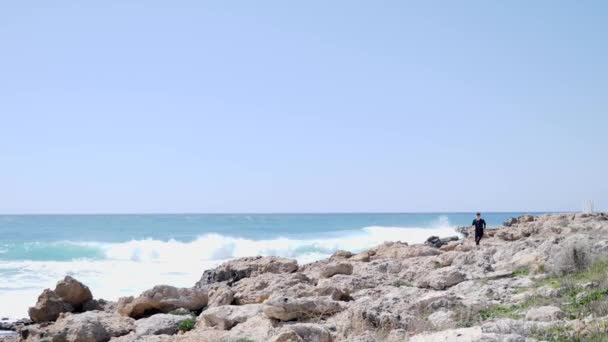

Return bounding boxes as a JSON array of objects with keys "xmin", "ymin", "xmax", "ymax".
[{"xmin": 177, "ymin": 318, "xmax": 196, "ymax": 332}]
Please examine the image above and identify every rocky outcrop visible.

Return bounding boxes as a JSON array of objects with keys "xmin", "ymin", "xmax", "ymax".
[
  {"xmin": 54, "ymin": 276, "xmax": 93, "ymax": 309},
  {"xmin": 195, "ymin": 256, "xmax": 298, "ymax": 287},
  {"xmin": 319, "ymin": 262, "xmax": 353, "ymax": 278},
  {"xmin": 414, "ymin": 268, "xmax": 466, "ymax": 290},
  {"xmin": 117, "ymin": 286, "xmax": 208, "ymax": 318},
  {"xmin": 232, "ymin": 272, "xmax": 314, "ymax": 305},
  {"xmin": 198, "ymin": 304, "xmax": 263, "ymax": 330},
  {"xmin": 27, "ymin": 276, "xmax": 94, "ymax": 323},
  {"xmin": 263, "ymin": 296, "xmax": 345, "ymax": 321},
  {"xmin": 18, "ymin": 213, "xmax": 608, "ymax": 342},
  {"xmin": 28, "ymin": 289, "xmax": 74, "ymax": 323},
  {"xmin": 21, "ymin": 311, "xmax": 135, "ymax": 342},
  {"xmin": 133, "ymin": 314, "xmax": 191, "ymax": 336},
  {"xmin": 525, "ymin": 306, "xmax": 565, "ymax": 322}
]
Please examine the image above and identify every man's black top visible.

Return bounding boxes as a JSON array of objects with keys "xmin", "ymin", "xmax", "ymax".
[{"xmin": 472, "ymin": 218, "xmax": 486, "ymax": 232}]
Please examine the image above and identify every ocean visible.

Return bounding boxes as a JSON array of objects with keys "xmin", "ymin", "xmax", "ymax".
[{"xmin": 0, "ymin": 213, "xmax": 534, "ymax": 319}]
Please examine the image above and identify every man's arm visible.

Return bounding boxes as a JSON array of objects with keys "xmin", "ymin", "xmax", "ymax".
[{"xmin": 483, "ymin": 219, "xmax": 486, "ymax": 229}]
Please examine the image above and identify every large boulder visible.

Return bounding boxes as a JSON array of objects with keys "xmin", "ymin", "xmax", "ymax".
[
  {"xmin": 414, "ymin": 268, "xmax": 466, "ymax": 290},
  {"xmin": 319, "ymin": 262, "xmax": 353, "ymax": 278},
  {"xmin": 54, "ymin": 276, "xmax": 93, "ymax": 309},
  {"xmin": 263, "ymin": 296, "xmax": 345, "ymax": 321},
  {"xmin": 134, "ymin": 313, "xmax": 191, "ymax": 336},
  {"xmin": 198, "ymin": 304, "xmax": 263, "ymax": 330},
  {"xmin": 28, "ymin": 289, "xmax": 74, "ymax": 323},
  {"xmin": 196, "ymin": 256, "xmax": 298, "ymax": 287},
  {"xmin": 22, "ymin": 311, "xmax": 135, "ymax": 342},
  {"xmin": 27, "ymin": 276, "xmax": 94, "ymax": 323},
  {"xmin": 117, "ymin": 286, "xmax": 208, "ymax": 318}
]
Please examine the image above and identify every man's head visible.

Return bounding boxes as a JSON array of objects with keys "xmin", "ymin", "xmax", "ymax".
[{"xmin": 476, "ymin": 212, "xmax": 481, "ymax": 219}]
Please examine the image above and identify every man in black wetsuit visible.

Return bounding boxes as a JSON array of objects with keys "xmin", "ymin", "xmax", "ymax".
[{"xmin": 472, "ymin": 212, "xmax": 486, "ymax": 246}]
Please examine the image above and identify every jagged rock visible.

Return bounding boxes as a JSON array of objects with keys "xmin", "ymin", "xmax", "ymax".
[
  {"xmin": 330, "ymin": 250, "xmax": 353, "ymax": 260},
  {"xmin": 134, "ymin": 313, "xmax": 191, "ymax": 336},
  {"xmin": 28, "ymin": 289, "xmax": 74, "ymax": 323},
  {"xmin": 518, "ymin": 214, "xmax": 535, "ymax": 223},
  {"xmin": 439, "ymin": 240, "xmax": 462, "ymax": 251},
  {"xmin": 196, "ymin": 256, "xmax": 298, "ymax": 286},
  {"xmin": 316, "ymin": 274, "xmax": 379, "ymax": 295},
  {"xmin": 503, "ymin": 217, "xmax": 518, "ymax": 227},
  {"xmin": 272, "ymin": 323, "xmax": 332, "ymax": 342},
  {"xmin": 232, "ymin": 273, "xmax": 314, "ymax": 305},
  {"xmin": 198, "ymin": 304, "xmax": 263, "ymax": 330},
  {"xmin": 414, "ymin": 268, "xmax": 465, "ymax": 290},
  {"xmin": 83, "ymin": 298, "xmax": 114, "ymax": 312},
  {"xmin": 426, "ymin": 236, "xmax": 459, "ymax": 248},
  {"xmin": 525, "ymin": 306, "xmax": 564, "ymax": 322},
  {"xmin": 319, "ymin": 262, "xmax": 353, "ymax": 278},
  {"xmin": 351, "ymin": 251, "xmax": 372, "ymax": 262},
  {"xmin": 22, "ymin": 311, "xmax": 135, "ymax": 342},
  {"xmin": 207, "ymin": 284, "xmax": 235, "ymax": 307},
  {"xmin": 373, "ymin": 242, "xmax": 441, "ymax": 259},
  {"xmin": 117, "ymin": 286, "xmax": 208, "ymax": 318},
  {"xmin": 263, "ymin": 296, "xmax": 345, "ymax": 321},
  {"xmin": 54, "ymin": 276, "xmax": 93, "ymax": 308}
]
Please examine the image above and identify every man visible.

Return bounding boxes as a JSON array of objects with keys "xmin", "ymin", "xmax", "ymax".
[{"xmin": 472, "ymin": 212, "xmax": 486, "ymax": 246}]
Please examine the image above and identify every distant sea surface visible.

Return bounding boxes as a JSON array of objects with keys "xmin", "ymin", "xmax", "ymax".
[{"xmin": 0, "ymin": 213, "xmax": 540, "ymax": 319}]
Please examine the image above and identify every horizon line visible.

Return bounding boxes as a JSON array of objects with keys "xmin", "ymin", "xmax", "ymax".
[{"xmin": 0, "ymin": 210, "xmax": 576, "ymax": 216}]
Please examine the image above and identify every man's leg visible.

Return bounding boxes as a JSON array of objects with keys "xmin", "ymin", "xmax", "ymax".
[{"xmin": 475, "ymin": 229, "xmax": 483, "ymax": 245}]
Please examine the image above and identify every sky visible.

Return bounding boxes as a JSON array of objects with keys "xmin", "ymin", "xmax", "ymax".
[{"xmin": 0, "ymin": 1, "xmax": 607, "ymax": 214}]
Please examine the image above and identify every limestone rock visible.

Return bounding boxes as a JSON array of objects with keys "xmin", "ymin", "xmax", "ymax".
[
  {"xmin": 525, "ymin": 306, "xmax": 564, "ymax": 322},
  {"xmin": 427, "ymin": 310, "xmax": 454, "ymax": 329},
  {"xmin": 481, "ymin": 318, "xmax": 558, "ymax": 335},
  {"xmin": 207, "ymin": 284, "xmax": 235, "ymax": 307},
  {"xmin": 414, "ymin": 268, "xmax": 465, "ymax": 290},
  {"xmin": 426, "ymin": 236, "xmax": 459, "ymax": 249},
  {"xmin": 117, "ymin": 286, "xmax": 208, "ymax": 318},
  {"xmin": 319, "ymin": 262, "xmax": 353, "ymax": 278},
  {"xmin": 134, "ymin": 313, "xmax": 191, "ymax": 336},
  {"xmin": 28, "ymin": 289, "xmax": 74, "ymax": 323},
  {"xmin": 263, "ymin": 296, "xmax": 345, "ymax": 321},
  {"xmin": 22, "ymin": 311, "xmax": 135, "ymax": 342},
  {"xmin": 196, "ymin": 256, "xmax": 298, "ymax": 287},
  {"xmin": 199, "ymin": 304, "xmax": 263, "ymax": 330},
  {"xmin": 54, "ymin": 276, "xmax": 93, "ymax": 308},
  {"xmin": 232, "ymin": 273, "xmax": 314, "ymax": 305},
  {"xmin": 272, "ymin": 323, "xmax": 332, "ymax": 342},
  {"xmin": 330, "ymin": 250, "xmax": 353, "ymax": 260},
  {"xmin": 351, "ymin": 251, "xmax": 372, "ymax": 262}
]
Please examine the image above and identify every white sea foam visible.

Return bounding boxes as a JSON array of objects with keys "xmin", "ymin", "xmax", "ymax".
[{"xmin": 0, "ymin": 222, "xmax": 459, "ymax": 319}]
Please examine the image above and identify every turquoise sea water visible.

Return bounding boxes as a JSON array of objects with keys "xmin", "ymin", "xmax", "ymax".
[{"xmin": 0, "ymin": 212, "xmax": 538, "ymax": 318}]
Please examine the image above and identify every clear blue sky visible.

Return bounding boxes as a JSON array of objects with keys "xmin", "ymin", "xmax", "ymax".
[{"xmin": 1, "ymin": 1, "xmax": 606, "ymax": 213}]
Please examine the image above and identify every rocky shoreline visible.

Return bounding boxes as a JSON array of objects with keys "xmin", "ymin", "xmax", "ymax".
[{"xmin": 2, "ymin": 213, "xmax": 608, "ymax": 341}]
